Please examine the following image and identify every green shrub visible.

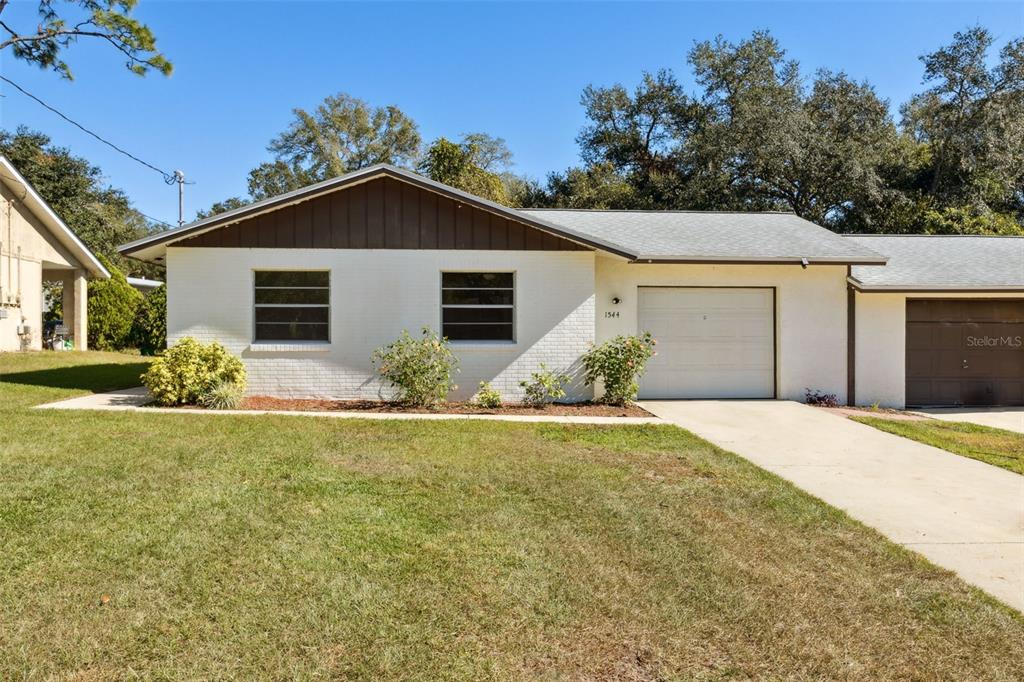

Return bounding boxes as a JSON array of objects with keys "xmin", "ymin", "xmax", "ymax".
[
  {"xmin": 519, "ymin": 363, "xmax": 570, "ymax": 406},
  {"xmin": 198, "ymin": 378, "xmax": 246, "ymax": 410},
  {"xmin": 132, "ymin": 284, "xmax": 166, "ymax": 356},
  {"xmin": 581, "ymin": 332, "xmax": 657, "ymax": 405},
  {"xmin": 87, "ymin": 259, "xmax": 143, "ymax": 350},
  {"xmin": 473, "ymin": 381, "xmax": 502, "ymax": 409},
  {"xmin": 372, "ymin": 327, "xmax": 459, "ymax": 407},
  {"xmin": 142, "ymin": 337, "xmax": 247, "ymax": 406}
]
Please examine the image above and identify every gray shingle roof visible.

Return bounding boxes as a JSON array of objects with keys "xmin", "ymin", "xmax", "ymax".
[
  {"xmin": 521, "ymin": 209, "xmax": 887, "ymax": 264},
  {"xmin": 846, "ymin": 235, "xmax": 1024, "ymax": 290}
]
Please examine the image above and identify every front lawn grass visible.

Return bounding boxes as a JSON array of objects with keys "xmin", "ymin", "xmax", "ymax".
[
  {"xmin": 853, "ymin": 416, "xmax": 1024, "ymax": 475},
  {"xmin": 1, "ymin": 352, "xmax": 1022, "ymax": 679}
]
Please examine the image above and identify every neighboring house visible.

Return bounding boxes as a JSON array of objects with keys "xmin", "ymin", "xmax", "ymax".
[
  {"xmin": 0, "ymin": 156, "xmax": 109, "ymax": 351},
  {"xmin": 118, "ymin": 164, "xmax": 1024, "ymax": 408}
]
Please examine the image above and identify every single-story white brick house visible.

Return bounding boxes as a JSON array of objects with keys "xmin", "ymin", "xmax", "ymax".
[{"xmin": 119, "ymin": 164, "xmax": 1024, "ymax": 408}]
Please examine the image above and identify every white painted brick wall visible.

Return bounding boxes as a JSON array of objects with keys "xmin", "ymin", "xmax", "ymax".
[{"xmin": 166, "ymin": 248, "xmax": 596, "ymax": 401}]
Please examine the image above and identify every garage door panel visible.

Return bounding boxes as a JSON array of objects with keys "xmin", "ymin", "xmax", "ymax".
[
  {"xmin": 996, "ymin": 381, "xmax": 1024, "ymax": 404},
  {"xmin": 906, "ymin": 300, "xmax": 1024, "ymax": 407},
  {"xmin": 638, "ymin": 288, "xmax": 774, "ymax": 399}
]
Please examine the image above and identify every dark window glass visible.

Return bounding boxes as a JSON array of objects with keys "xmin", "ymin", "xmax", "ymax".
[
  {"xmin": 443, "ymin": 307, "xmax": 513, "ymax": 324},
  {"xmin": 254, "ymin": 270, "xmax": 329, "ymax": 342},
  {"xmin": 256, "ymin": 307, "xmax": 330, "ymax": 324},
  {"xmin": 255, "ymin": 271, "xmax": 329, "ymax": 287},
  {"xmin": 255, "ymin": 323, "xmax": 330, "ymax": 341},
  {"xmin": 255, "ymin": 288, "xmax": 330, "ymax": 305},
  {"xmin": 444, "ymin": 324, "xmax": 515, "ymax": 341},
  {"xmin": 442, "ymin": 272, "xmax": 513, "ymax": 289},
  {"xmin": 440, "ymin": 271, "xmax": 514, "ymax": 342},
  {"xmin": 441, "ymin": 289, "xmax": 514, "ymax": 306}
]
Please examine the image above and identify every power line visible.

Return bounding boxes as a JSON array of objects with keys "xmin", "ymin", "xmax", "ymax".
[
  {"xmin": 0, "ymin": 75, "xmax": 177, "ymax": 184},
  {"xmin": 138, "ymin": 211, "xmax": 176, "ymax": 228}
]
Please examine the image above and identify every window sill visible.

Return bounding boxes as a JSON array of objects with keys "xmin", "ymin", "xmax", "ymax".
[{"xmin": 248, "ymin": 342, "xmax": 332, "ymax": 353}]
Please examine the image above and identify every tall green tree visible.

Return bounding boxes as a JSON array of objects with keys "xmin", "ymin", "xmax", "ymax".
[
  {"xmin": 0, "ymin": 126, "xmax": 161, "ymax": 275},
  {"xmin": 541, "ymin": 163, "xmax": 637, "ymax": 209},
  {"xmin": 0, "ymin": 0, "xmax": 171, "ymax": 79},
  {"xmin": 576, "ymin": 69, "xmax": 698, "ymax": 208},
  {"xmin": 247, "ymin": 93, "xmax": 421, "ymax": 199},
  {"xmin": 690, "ymin": 33, "xmax": 899, "ymax": 225},
  {"xmin": 195, "ymin": 196, "xmax": 249, "ymax": 220},
  {"xmin": 892, "ymin": 26, "xmax": 1024, "ymax": 232},
  {"xmin": 419, "ymin": 134, "xmax": 512, "ymax": 204},
  {"xmin": 572, "ymin": 32, "xmax": 900, "ymax": 225}
]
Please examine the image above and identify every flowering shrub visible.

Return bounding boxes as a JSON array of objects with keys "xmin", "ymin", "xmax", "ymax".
[
  {"xmin": 372, "ymin": 327, "xmax": 459, "ymax": 407},
  {"xmin": 520, "ymin": 363, "xmax": 570, "ymax": 406},
  {"xmin": 142, "ymin": 337, "xmax": 247, "ymax": 406},
  {"xmin": 581, "ymin": 332, "xmax": 657, "ymax": 405},
  {"xmin": 473, "ymin": 381, "xmax": 502, "ymax": 409}
]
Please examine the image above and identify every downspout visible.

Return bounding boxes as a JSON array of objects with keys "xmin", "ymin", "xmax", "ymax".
[
  {"xmin": 5, "ymin": 198, "xmax": 12, "ymax": 305},
  {"xmin": 1, "ymin": 198, "xmax": 8, "ymax": 304},
  {"xmin": 846, "ymin": 265, "xmax": 856, "ymax": 406}
]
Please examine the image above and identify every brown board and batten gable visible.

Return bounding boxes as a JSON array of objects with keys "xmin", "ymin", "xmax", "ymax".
[{"xmin": 177, "ymin": 176, "xmax": 587, "ymax": 251}]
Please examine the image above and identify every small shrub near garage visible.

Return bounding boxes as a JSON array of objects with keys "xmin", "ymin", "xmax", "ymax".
[
  {"xmin": 132, "ymin": 284, "xmax": 166, "ymax": 356},
  {"xmin": 372, "ymin": 327, "xmax": 459, "ymax": 407},
  {"xmin": 473, "ymin": 381, "xmax": 502, "ymax": 408},
  {"xmin": 142, "ymin": 337, "xmax": 247, "ymax": 406},
  {"xmin": 520, "ymin": 363, "xmax": 570, "ymax": 406},
  {"xmin": 87, "ymin": 260, "xmax": 143, "ymax": 351},
  {"xmin": 581, "ymin": 332, "xmax": 657, "ymax": 405},
  {"xmin": 805, "ymin": 388, "xmax": 840, "ymax": 407}
]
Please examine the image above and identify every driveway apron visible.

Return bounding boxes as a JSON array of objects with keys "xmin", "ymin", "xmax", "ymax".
[{"xmin": 914, "ymin": 407, "xmax": 1024, "ymax": 435}]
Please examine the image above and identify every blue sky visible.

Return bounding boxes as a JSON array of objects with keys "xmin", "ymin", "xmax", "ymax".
[{"xmin": 1, "ymin": 1, "xmax": 1021, "ymax": 226}]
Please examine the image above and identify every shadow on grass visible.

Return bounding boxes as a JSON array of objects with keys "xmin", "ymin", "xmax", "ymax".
[{"xmin": 1, "ymin": 362, "xmax": 149, "ymax": 394}]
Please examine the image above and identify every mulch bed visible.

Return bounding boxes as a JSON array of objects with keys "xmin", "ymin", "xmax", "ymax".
[{"xmin": 241, "ymin": 396, "xmax": 653, "ymax": 417}]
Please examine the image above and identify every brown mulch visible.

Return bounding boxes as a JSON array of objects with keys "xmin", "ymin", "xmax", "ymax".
[{"xmin": 241, "ymin": 396, "xmax": 653, "ymax": 418}]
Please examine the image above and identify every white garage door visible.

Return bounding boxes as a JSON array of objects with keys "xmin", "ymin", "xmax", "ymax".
[{"xmin": 638, "ymin": 287, "xmax": 775, "ymax": 399}]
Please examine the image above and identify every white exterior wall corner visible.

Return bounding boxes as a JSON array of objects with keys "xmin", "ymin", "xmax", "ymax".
[
  {"xmin": 166, "ymin": 247, "xmax": 596, "ymax": 401},
  {"xmin": 853, "ymin": 290, "xmax": 1024, "ymax": 409},
  {"xmin": 594, "ymin": 257, "xmax": 850, "ymax": 403}
]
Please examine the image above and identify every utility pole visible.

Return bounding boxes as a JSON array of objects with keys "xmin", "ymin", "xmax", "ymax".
[{"xmin": 174, "ymin": 170, "xmax": 186, "ymax": 226}]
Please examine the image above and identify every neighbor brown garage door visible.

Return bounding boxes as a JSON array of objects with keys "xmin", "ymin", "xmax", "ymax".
[{"xmin": 906, "ymin": 300, "xmax": 1024, "ymax": 406}]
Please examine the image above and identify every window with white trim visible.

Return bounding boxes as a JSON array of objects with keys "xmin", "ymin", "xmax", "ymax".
[
  {"xmin": 441, "ymin": 272, "xmax": 514, "ymax": 341},
  {"xmin": 254, "ymin": 271, "xmax": 330, "ymax": 342}
]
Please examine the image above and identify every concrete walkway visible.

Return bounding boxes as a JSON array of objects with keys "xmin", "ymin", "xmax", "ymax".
[
  {"xmin": 35, "ymin": 388, "xmax": 662, "ymax": 425},
  {"xmin": 639, "ymin": 400, "xmax": 1024, "ymax": 612},
  {"xmin": 914, "ymin": 407, "xmax": 1024, "ymax": 435}
]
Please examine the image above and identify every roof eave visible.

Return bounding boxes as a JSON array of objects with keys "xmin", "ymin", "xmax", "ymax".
[
  {"xmin": 1, "ymin": 157, "xmax": 110, "ymax": 278},
  {"xmin": 632, "ymin": 255, "xmax": 889, "ymax": 265},
  {"xmin": 847, "ymin": 278, "xmax": 1024, "ymax": 293}
]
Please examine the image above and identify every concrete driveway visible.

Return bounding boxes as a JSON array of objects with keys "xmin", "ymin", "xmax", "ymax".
[
  {"xmin": 640, "ymin": 400, "xmax": 1024, "ymax": 612},
  {"xmin": 914, "ymin": 407, "xmax": 1024, "ymax": 435}
]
